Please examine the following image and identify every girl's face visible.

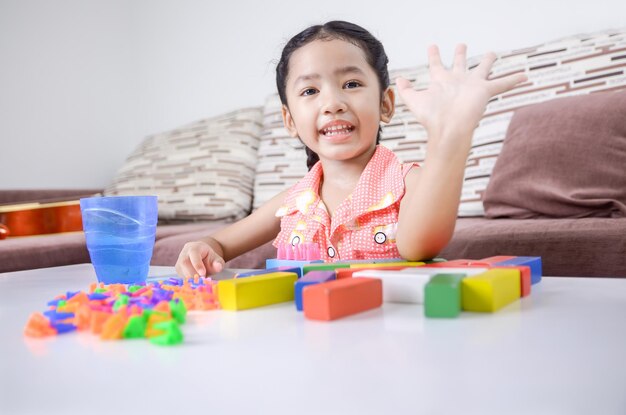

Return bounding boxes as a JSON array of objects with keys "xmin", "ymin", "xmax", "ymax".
[{"xmin": 282, "ymin": 39, "xmax": 394, "ymax": 164}]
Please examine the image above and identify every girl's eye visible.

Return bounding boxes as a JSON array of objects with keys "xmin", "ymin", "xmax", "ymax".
[
  {"xmin": 344, "ymin": 80, "xmax": 362, "ymax": 89},
  {"xmin": 301, "ymin": 88, "xmax": 318, "ymax": 96}
]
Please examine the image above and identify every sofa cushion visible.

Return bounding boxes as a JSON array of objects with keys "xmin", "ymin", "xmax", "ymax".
[
  {"xmin": 483, "ymin": 92, "xmax": 626, "ymax": 218},
  {"xmin": 0, "ymin": 233, "xmax": 91, "ymax": 273},
  {"xmin": 440, "ymin": 217, "xmax": 626, "ymax": 277},
  {"xmin": 253, "ymin": 27, "xmax": 626, "ymax": 216},
  {"xmin": 105, "ymin": 107, "xmax": 263, "ymax": 222}
]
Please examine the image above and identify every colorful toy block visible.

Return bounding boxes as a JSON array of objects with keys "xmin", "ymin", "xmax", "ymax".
[
  {"xmin": 237, "ymin": 266, "xmax": 303, "ymax": 279},
  {"xmin": 493, "ymin": 257, "xmax": 542, "ymax": 284},
  {"xmin": 303, "ymin": 277, "xmax": 382, "ymax": 321},
  {"xmin": 218, "ymin": 272, "xmax": 298, "ymax": 311},
  {"xmin": 265, "ymin": 259, "xmax": 323, "ymax": 277},
  {"xmin": 302, "ymin": 263, "xmax": 351, "ymax": 275},
  {"xmin": 402, "ymin": 267, "xmax": 489, "ymax": 277},
  {"xmin": 352, "ymin": 269, "xmax": 432, "ymax": 303},
  {"xmin": 424, "ymin": 273, "xmax": 466, "ymax": 318},
  {"xmin": 417, "ymin": 262, "xmax": 531, "ymax": 297},
  {"xmin": 349, "ymin": 261, "xmax": 425, "ymax": 269},
  {"xmin": 335, "ymin": 266, "xmax": 406, "ymax": 279},
  {"xmin": 478, "ymin": 256, "xmax": 516, "ymax": 264},
  {"xmin": 461, "ymin": 269, "xmax": 521, "ymax": 312},
  {"xmin": 294, "ymin": 271, "xmax": 336, "ymax": 311}
]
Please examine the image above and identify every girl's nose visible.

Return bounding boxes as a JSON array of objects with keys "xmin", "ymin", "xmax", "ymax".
[{"xmin": 321, "ymin": 90, "xmax": 347, "ymax": 114}]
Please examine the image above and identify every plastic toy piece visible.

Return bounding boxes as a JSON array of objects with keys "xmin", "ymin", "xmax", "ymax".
[
  {"xmin": 494, "ymin": 257, "xmax": 542, "ymax": 284},
  {"xmin": 100, "ymin": 314, "xmax": 127, "ymax": 340},
  {"xmin": 497, "ymin": 265, "xmax": 531, "ymax": 297},
  {"xmin": 352, "ymin": 269, "xmax": 433, "ymax": 303},
  {"xmin": 237, "ymin": 266, "xmax": 303, "ymax": 279},
  {"xmin": 335, "ymin": 266, "xmax": 406, "ymax": 279},
  {"xmin": 303, "ymin": 277, "xmax": 382, "ymax": 321},
  {"xmin": 51, "ymin": 322, "xmax": 78, "ymax": 334},
  {"xmin": 424, "ymin": 274, "xmax": 466, "ymax": 318},
  {"xmin": 123, "ymin": 314, "xmax": 148, "ymax": 339},
  {"xmin": 218, "ymin": 272, "xmax": 298, "ymax": 311},
  {"xmin": 302, "ymin": 263, "xmax": 350, "ymax": 275},
  {"xmin": 149, "ymin": 320, "xmax": 183, "ymax": 346},
  {"xmin": 144, "ymin": 311, "xmax": 172, "ymax": 338},
  {"xmin": 461, "ymin": 269, "xmax": 521, "ymax": 312},
  {"xmin": 24, "ymin": 312, "xmax": 57, "ymax": 337},
  {"xmin": 294, "ymin": 271, "xmax": 336, "ymax": 311},
  {"xmin": 349, "ymin": 261, "xmax": 425, "ymax": 269},
  {"xmin": 168, "ymin": 299, "xmax": 187, "ymax": 324}
]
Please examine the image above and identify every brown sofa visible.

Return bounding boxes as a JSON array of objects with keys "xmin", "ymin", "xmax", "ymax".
[{"xmin": 1, "ymin": 189, "xmax": 625, "ymax": 278}]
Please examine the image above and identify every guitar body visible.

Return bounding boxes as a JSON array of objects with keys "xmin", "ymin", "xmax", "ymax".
[{"xmin": 0, "ymin": 201, "xmax": 83, "ymax": 237}]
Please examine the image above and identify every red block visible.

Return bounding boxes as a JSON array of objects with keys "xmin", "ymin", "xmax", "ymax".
[
  {"xmin": 479, "ymin": 256, "xmax": 516, "ymax": 264},
  {"xmin": 303, "ymin": 278, "xmax": 382, "ymax": 321}
]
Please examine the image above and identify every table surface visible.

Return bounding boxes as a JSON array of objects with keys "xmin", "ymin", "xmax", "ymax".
[{"xmin": 1, "ymin": 264, "xmax": 625, "ymax": 415}]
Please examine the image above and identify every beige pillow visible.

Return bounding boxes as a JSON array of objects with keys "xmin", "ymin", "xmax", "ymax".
[
  {"xmin": 483, "ymin": 91, "xmax": 626, "ymax": 218},
  {"xmin": 105, "ymin": 107, "xmax": 263, "ymax": 221}
]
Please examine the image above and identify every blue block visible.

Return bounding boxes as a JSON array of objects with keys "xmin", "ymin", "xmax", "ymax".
[
  {"xmin": 237, "ymin": 266, "xmax": 303, "ymax": 279},
  {"xmin": 265, "ymin": 259, "xmax": 324, "ymax": 278},
  {"xmin": 294, "ymin": 271, "xmax": 335, "ymax": 311},
  {"xmin": 495, "ymin": 257, "xmax": 542, "ymax": 284}
]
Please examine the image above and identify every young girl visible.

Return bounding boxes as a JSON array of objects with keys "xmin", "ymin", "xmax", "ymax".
[{"xmin": 175, "ymin": 21, "xmax": 526, "ymax": 278}]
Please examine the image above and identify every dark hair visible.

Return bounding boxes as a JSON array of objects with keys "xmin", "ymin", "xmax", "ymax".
[{"xmin": 276, "ymin": 21, "xmax": 390, "ymax": 170}]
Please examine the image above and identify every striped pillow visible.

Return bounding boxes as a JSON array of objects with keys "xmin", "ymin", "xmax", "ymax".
[
  {"xmin": 253, "ymin": 27, "xmax": 626, "ymax": 216},
  {"xmin": 105, "ymin": 107, "xmax": 263, "ymax": 221}
]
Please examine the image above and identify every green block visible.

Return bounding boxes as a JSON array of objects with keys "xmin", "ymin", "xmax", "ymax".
[
  {"xmin": 169, "ymin": 299, "xmax": 187, "ymax": 324},
  {"xmin": 123, "ymin": 314, "xmax": 148, "ymax": 339},
  {"xmin": 94, "ymin": 288, "xmax": 107, "ymax": 293},
  {"xmin": 424, "ymin": 273, "xmax": 465, "ymax": 318},
  {"xmin": 150, "ymin": 320, "xmax": 183, "ymax": 346},
  {"xmin": 423, "ymin": 257, "xmax": 447, "ymax": 264},
  {"xmin": 302, "ymin": 263, "xmax": 350, "ymax": 275}
]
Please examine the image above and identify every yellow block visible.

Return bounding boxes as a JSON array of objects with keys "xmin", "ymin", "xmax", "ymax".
[
  {"xmin": 350, "ymin": 261, "xmax": 424, "ymax": 269},
  {"xmin": 218, "ymin": 272, "xmax": 298, "ymax": 311},
  {"xmin": 461, "ymin": 269, "xmax": 521, "ymax": 312}
]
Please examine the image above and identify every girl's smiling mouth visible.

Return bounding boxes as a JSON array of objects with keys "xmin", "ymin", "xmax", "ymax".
[{"xmin": 319, "ymin": 121, "xmax": 355, "ymax": 140}]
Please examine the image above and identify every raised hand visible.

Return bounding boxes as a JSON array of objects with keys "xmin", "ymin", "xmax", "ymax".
[{"xmin": 396, "ymin": 44, "xmax": 527, "ymax": 138}]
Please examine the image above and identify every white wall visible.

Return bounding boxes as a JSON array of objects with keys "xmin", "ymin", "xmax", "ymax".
[{"xmin": 1, "ymin": 0, "xmax": 625, "ymax": 189}]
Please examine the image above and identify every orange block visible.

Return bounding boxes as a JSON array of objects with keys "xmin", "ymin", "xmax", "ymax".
[
  {"xmin": 303, "ymin": 277, "xmax": 382, "ymax": 321},
  {"xmin": 335, "ymin": 266, "xmax": 406, "ymax": 279}
]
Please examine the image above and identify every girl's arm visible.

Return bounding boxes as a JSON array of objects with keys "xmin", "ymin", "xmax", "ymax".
[
  {"xmin": 395, "ymin": 44, "xmax": 527, "ymax": 260},
  {"xmin": 175, "ymin": 188, "xmax": 287, "ymax": 277}
]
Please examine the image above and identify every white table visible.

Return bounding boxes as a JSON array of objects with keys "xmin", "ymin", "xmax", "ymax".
[{"xmin": 1, "ymin": 264, "xmax": 625, "ymax": 415}]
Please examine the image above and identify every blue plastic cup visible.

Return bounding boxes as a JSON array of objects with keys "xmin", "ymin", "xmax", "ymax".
[{"xmin": 80, "ymin": 195, "xmax": 158, "ymax": 284}]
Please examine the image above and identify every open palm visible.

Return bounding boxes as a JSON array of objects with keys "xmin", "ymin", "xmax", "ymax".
[{"xmin": 396, "ymin": 44, "xmax": 527, "ymax": 135}]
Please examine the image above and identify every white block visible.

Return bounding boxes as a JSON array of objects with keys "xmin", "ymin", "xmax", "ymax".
[{"xmin": 352, "ymin": 270, "xmax": 432, "ymax": 304}]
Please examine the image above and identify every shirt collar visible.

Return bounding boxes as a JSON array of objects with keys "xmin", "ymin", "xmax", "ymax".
[{"xmin": 275, "ymin": 146, "xmax": 405, "ymax": 221}]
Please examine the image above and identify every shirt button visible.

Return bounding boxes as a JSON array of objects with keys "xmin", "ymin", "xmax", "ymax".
[
  {"xmin": 327, "ymin": 246, "xmax": 336, "ymax": 258},
  {"xmin": 374, "ymin": 232, "xmax": 387, "ymax": 244}
]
